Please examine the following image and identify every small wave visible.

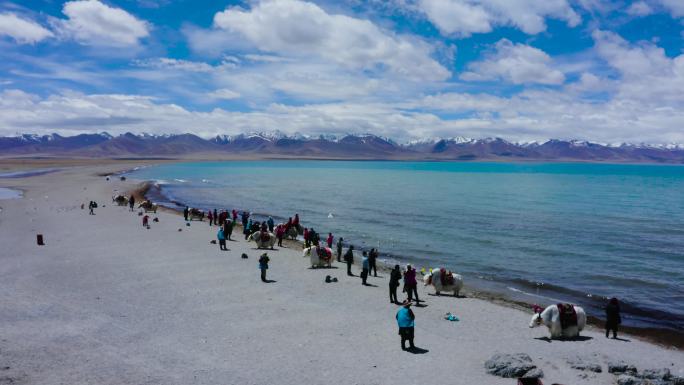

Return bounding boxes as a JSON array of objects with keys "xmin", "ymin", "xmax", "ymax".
[{"xmin": 174, "ymin": 179, "xmax": 188, "ymax": 183}]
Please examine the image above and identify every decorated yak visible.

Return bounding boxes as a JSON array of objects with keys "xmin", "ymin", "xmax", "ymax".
[
  {"xmin": 248, "ymin": 231, "xmax": 276, "ymax": 249},
  {"xmin": 279, "ymin": 223, "xmax": 298, "ymax": 240},
  {"xmin": 188, "ymin": 208, "xmax": 204, "ymax": 221},
  {"xmin": 423, "ymin": 268, "xmax": 463, "ymax": 297},
  {"xmin": 529, "ymin": 304, "xmax": 587, "ymax": 339},
  {"xmin": 137, "ymin": 200, "xmax": 157, "ymax": 213},
  {"xmin": 112, "ymin": 194, "xmax": 129, "ymax": 206},
  {"xmin": 303, "ymin": 246, "xmax": 333, "ymax": 268}
]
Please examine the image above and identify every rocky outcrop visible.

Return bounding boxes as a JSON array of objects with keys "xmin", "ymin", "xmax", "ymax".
[{"xmin": 484, "ymin": 353, "xmax": 543, "ymax": 378}]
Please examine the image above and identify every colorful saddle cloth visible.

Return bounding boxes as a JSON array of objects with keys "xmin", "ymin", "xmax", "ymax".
[{"xmin": 557, "ymin": 303, "xmax": 577, "ymax": 329}]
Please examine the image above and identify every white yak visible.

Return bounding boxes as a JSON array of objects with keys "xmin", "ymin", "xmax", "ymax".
[
  {"xmin": 248, "ymin": 232, "xmax": 276, "ymax": 249},
  {"xmin": 302, "ymin": 246, "xmax": 333, "ymax": 268},
  {"xmin": 423, "ymin": 268, "xmax": 463, "ymax": 297},
  {"xmin": 529, "ymin": 304, "xmax": 586, "ymax": 339}
]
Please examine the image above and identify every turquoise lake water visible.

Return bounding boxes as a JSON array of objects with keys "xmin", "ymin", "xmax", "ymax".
[{"xmin": 127, "ymin": 161, "xmax": 684, "ymax": 332}]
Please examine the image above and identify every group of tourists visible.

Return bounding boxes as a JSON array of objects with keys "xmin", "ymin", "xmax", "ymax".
[{"xmin": 185, "ymin": 205, "xmax": 624, "ymax": 351}]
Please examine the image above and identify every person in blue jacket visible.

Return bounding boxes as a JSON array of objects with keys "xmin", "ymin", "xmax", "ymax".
[
  {"xmin": 259, "ymin": 253, "xmax": 270, "ymax": 282},
  {"xmin": 396, "ymin": 300, "xmax": 416, "ymax": 350},
  {"xmin": 217, "ymin": 228, "xmax": 227, "ymax": 250}
]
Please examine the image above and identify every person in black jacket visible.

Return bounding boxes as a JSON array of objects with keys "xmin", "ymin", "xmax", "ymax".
[
  {"xmin": 605, "ymin": 297, "xmax": 621, "ymax": 339},
  {"xmin": 343, "ymin": 245, "xmax": 354, "ymax": 276},
  {"xmin": 389, "ymin": 264, "xmax": 402, "ymax": 304}
]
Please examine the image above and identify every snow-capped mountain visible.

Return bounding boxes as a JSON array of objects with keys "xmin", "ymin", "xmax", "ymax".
[{"xmin": 1, "ymin": 132, "xmax": 683, "ymax": 163}]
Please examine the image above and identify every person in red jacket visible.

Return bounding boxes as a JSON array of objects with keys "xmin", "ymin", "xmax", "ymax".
[
  {"xmin": 303, "ymin": 227, "xmax": 310, "ymax": 248},
  {"xmin": 326, "ymin": 233, "xmax": 334, "ymax": 248},
  {"xmin": 276, "ymin": 225, "xmax": 285, "ymax": 247},
  {"xmin": 207, "ymin": 210, "xmax": 213, "ymax": 226}
]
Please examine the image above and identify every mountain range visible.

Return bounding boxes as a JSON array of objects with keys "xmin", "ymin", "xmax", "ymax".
[{"xmin": 2, "ymin": 132, "xmax": 684, "ymax": 163}]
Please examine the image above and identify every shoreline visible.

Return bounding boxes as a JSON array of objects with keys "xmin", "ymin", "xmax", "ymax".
[
  {"xmin": 129, "ymin": 174, "xmax": 684, "ymax": 349},
  {"xmin": 1, "ymin": 161, "xmax": 682, "ymax": 385}
]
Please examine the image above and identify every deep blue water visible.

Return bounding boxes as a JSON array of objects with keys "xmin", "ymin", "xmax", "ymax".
[{"xmin": 127, "ymin": 161, "xmax": 684, "ymax": 332}]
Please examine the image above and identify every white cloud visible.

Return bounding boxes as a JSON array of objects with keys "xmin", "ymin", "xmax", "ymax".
[
  {"xmin": 418, "ymin": 0, "xmax": 581, "ymax": 37},
  {"xmin": 0, "ymin": 12, "xmax": 53, "ymax": 44},
  {"xmin": 51, "ymin": 0, "xmax": 150, "ymax": 47},
  {"xmin": 418, "ymin": 0, "xmax": 492, "ymax": 36},
  {"xmin": 461, "ymin": 39, "xmax": 566, "ymax": 85},
  {"xmin": 626, "ymin": 1, "xmax": 653, "ymax": 16},
  {"xmin": 206, "ymin": 0, "xmax": 450, "ymax": 82},
  {"xmin": 659, "ymin": 0, "xmax": 684, "ymax": 17},
  {"xmin": 207, "ymin": 89, "xmax": 241, "ymax": 100}
]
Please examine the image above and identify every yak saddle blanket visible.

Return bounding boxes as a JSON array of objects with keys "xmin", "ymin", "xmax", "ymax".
[{"xmin": 557, "ymin": 303, "xmax": 578, "ymax": 329}]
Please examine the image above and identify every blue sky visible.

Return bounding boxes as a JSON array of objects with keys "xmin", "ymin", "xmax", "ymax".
[{"xmin": 0, "ymin": 0, "xmax": 683, "ymax": 144}]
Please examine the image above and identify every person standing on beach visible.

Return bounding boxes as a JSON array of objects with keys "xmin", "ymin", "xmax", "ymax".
[
  {"xmin": 88, "ymin": 201, "xmax": 96, "ymax": 215},
  {"xmin": 129, "ymin": 195, "xmax": 135, "ymax": 212},
  {"xmin": 276, "ymin": 225, "xmax": 285, "ymax": 247},
  {"xmin": 207, "ymin": 210, "xmax": 214, "ymax": 226},
  {"xmin": 232, "ymin": 209, "xmax": 238, "ymax": 222},
  {"xmin": 605, "ymin": 297, "xmax": 621, "ymax": 339},
  {"xmin": 389, "ymin": 265, "xmax": 402, "ymax": 304},
  {"xmin": 344, "ymin": 245, "xmax": 354, "ymax": 276},
  {"xmin": 361, "ymin": 251, "xmax": 370, "ymax": 285},
  {"xmin": 309, "ymin": 228, "xmax": 319, "ymax": 246},
  {"xmin": 267, "ymin": 216, "xmax": 275, "ymax": 232},
  {"xmin": 142, "ymin": 214, "xmax": 149, "ymax": 227},
  {"xmin": 396, "ymin": 300, "xmax": 416, "ymax": 350},
  {"xmin": 293, "ymin": 213, "xmax": 300, "ymax": 228},
  {"xmin": 183, "ymin": 206, "xmax": 189, "ymax": 221},
  {"xmin": 303, "ymin": 228, "xmax": 310, "ymax": 248},
  {"xmin": 241, "ymin": 211, "xmax": 249, "ymax": 228},
  {"xmin": 336, "ymin": 237, "xmax": 344, "ymax": 262},
  {"xmin": 259, "ymin": 253, "xmax": 270, "ymax": 282},
  {"xmin": 369, "ymin": 248, "xmax": 378, "ymax": 277},
  {"xmin": 213, "ymin": 209, "xmax": 218, "ymax": 225},
  {"xmin": 244, "ymin": 219, "xmax": 252, "ymax": 240},
  {"xmin": 217, "ymin": 228, "xmax": 227, "ymax": 250},
  {"xmin": 403, "ymin": 264, "xmax": 419, "ymax": 303},
  {"xmin": 224, "ymin": 218, "xmax": 234, "ymax": 241},
  {"xmin": 326, "ymin": 233, "xmax": 334, "ymax": 248}
]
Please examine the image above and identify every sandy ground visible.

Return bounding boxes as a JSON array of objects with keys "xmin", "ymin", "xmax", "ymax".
[{"xmin": 0, "ymin": 164, "xmax": 682, "ymax": 385}]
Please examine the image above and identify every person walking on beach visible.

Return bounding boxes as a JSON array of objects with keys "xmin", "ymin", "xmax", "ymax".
[
  {"xmin": 224, "ymin": 218, "xmax": 234, "ymax": 241},
  {"xmin": 129, "ymin": 195, "xmax": 135, "ymax": 211},
  {"xmin": 361, "ymin": 251, "xmax": 370, "ymax": 285},
  {"xmin": 326, "ymin": 233, "xmax": 334, "ymax": 248},
  {"xmin": 389, "ymin": 265, "xmax": 402, "ymax": 304},
  {"xmin": 344, "ymin": 245, "xmax": 354, "ymax": 276},
  {"xmin": 217, "ymin": 228, "xmax": 227, "ymax": 251},
  {"xmin": 259, "ymin": 253, "xmax": 270, "ymax": 282},
  {"xmin": 207, "ymin": 210, "xmax": 214, "ymax": 226},
  {"xmin": 183, "ymin": 206, "xmax": 189, "ymax": 221},
  {"xmin": 267, "ymin": 216, "xmax": 275, "ymax": 232},
  {"xmin": 369, "ymin": 248, "xmax": 378, "ymax": 277},
  {"xmin": 396, "ymin": 300, "xmax": 416, "ymax": 350},
  {"xmin": 88, "ymin": 201, "xmax": 96, "ymax": 215},
  {"xmin": 403, "ymin": 264, "xmax": 419, "ymax": 303},
  {"xmin": 336, "ymin": 237, "xmax": 344, "ymax": 262},
  {"xmin": 605, "ymin": 297, "xmax": 621, "ymax": 339}
]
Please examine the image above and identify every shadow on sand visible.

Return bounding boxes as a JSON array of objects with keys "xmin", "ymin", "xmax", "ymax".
[
  {"xmin": 405, "ymin": 346, "xmax": 429, "ymax": 354},
  {"xmin": 427, "ymin": 293, "xmax": 467, "ymax": 298},
  {"xmin": 534, "ymin": 336, "xmax": 593, "ymax": 343}
]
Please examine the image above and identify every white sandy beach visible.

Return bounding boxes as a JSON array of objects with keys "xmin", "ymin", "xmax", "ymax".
[{"xmin": 1, "ymin": 163, "xmax": 682, "ymax": 385}]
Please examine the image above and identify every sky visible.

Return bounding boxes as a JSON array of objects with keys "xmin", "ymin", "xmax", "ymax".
[{"xmin": 0, "ymin": 0, "xmax": 683, "ymax": 144}]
